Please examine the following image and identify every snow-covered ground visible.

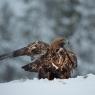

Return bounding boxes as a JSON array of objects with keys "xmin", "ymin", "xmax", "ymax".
[{"xmin": 0, "ymin": 74, "xmax": 95, "ymax": 95}]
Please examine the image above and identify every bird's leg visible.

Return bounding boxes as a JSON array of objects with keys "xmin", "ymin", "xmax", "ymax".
[
  {"xmin": 38, "ymin": 66, "xmax": 44, "ymax": 79},
  {"xmin": 47, "ymin": 72, "xmax": 54, "ymax": 80}
]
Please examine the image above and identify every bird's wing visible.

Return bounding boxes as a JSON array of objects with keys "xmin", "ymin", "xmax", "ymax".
[
  {"xmin": 0, "ymin": 47, "xmax": 26, "ymax": 60},
  {"xmin": 22, "ymin": 64, "xmax": 38, "ymax": 72},
  {"xmin": 0, "ymin": 41, "xmax": 49, "ymax": 61},
  {"xmin": 58, "ymin": 48, "xmax": 77, "ymax": 71},
  {"xmin": 66, "ymin": 50, "xmax": 77, "ymax": 68},
  {"xmin": 22, "ymin": 60, "xmax": 40, "ymax": 72}
]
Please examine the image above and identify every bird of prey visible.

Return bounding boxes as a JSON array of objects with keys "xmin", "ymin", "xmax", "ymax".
[
  {"xmin": 0, "ymin": 37, "xmax": 77, "ymax": 80},
  {"xmin": 22, "ymin": 38, "xmax": 77, "ymax": 80}
]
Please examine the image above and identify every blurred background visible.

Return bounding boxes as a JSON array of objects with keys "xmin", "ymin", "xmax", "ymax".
[{"xmin": 0, "ymin": 0, "xmax": 95, "ymax": 82}]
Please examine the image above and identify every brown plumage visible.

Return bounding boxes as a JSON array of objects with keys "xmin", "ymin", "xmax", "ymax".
[
  {"xmin": 22, "ymin": 37, "xmax": 77, "ymax": 80},
  {"xmin": 0, "ymin": 37, "xmax": 77, "ymax": 80}
]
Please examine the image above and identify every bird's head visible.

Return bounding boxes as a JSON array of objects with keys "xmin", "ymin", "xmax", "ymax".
[{"xmin": 50, "ymin": 37, "xmax": 67, "ymax": 51}]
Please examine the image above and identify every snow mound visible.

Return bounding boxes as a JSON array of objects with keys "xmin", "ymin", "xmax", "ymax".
[{"xmin": 0, "ymin": 74, "xmax": 95, "ymax": 95}]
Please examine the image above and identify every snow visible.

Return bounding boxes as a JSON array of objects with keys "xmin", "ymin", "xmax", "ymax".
[{"xmin": 0, "ymin": 74, "xmax": 95, "ymax": 95}]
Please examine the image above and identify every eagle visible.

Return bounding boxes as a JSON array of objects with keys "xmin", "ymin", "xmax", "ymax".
[
  {"xmin": 22, "ymin": 38, "xmax": 77, "ymax": 80},
  {"xmin": 0, "ymin": 37, "xmax": 77, "ymax": 80}
]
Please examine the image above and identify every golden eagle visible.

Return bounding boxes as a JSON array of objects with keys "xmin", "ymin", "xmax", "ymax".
[{"xmin": 0, "ymin": 37, "xmax": 77, "ymax": 80}]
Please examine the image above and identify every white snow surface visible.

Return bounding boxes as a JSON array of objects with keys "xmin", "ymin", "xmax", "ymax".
[{"xmin": 0, "ymin": 74, "xmax": 95, "ymax": 95}]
